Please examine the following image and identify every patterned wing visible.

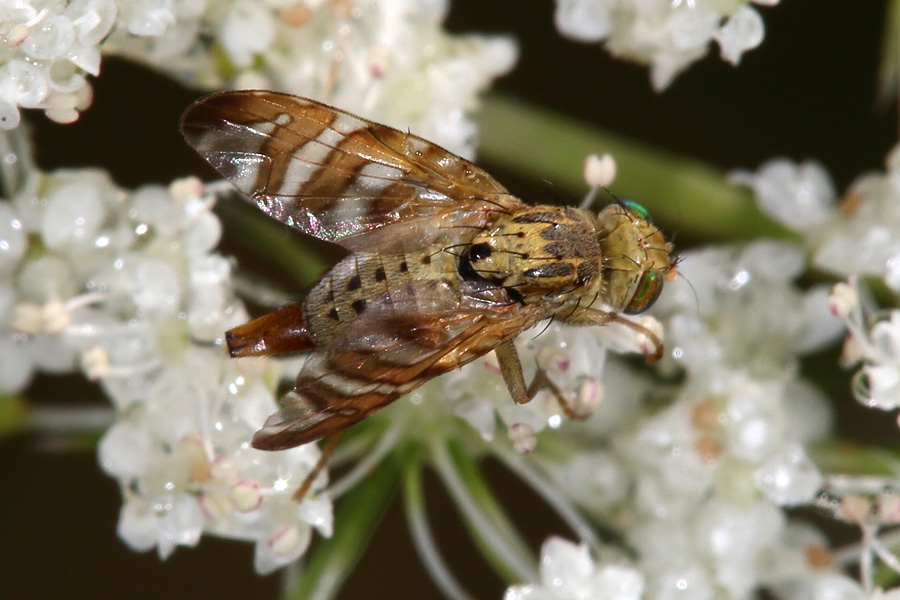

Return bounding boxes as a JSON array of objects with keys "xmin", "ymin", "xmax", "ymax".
[
  {"xmin": 181, "ymin": 90, "xmax": 521, "ymax": 252},
  {"xmin": 251, "ymin": 287, "xmax": 539, "ymax": 450}
]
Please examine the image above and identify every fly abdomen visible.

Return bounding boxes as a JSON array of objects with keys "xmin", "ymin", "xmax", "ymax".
[{"xmin": 305, "ymin": 250, "xmax": 458, "ymax": 342}]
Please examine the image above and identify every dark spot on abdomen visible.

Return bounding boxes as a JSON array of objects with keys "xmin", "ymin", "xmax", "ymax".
[
  {"xmin": 347, "ymin": 275, "xmax": 361, "ymax": 291},
  {"xmin": 352, "ymin": 299, "xmax": 367, "ymax": 314}
]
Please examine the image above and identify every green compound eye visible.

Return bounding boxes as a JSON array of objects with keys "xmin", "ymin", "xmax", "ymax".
[
  {"xmin": 624, "ymin": 271, "xmax": 663, "ymax": 314},
  {"xmin": 622, "ymin": 200, "xmax": 652, "ymax": 222}
]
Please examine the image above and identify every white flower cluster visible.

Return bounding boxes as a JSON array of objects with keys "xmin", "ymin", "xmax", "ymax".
[
  {"xmin": 831, "ymin": 284, "xmax": 900, "ymax": 410},
  {"xmin": 485, "ymin": 156, "xmax": 845, "ymax": 599},
  {"xmin": 735, "ymin": 148, "xmax": 900, "ymax": 412},
  {"xmin": 803, "ymin": 475, "xmax": 900, "ymax": 600},
  {"xmin": 730, "ymin": 144, "xmax": 900, "ymax": 595},
  {"xmin": 615, "ymin": 242, "xmax": 838, "ymax": 598},
  {"xmin": 0, "ymin": 0, "xmax": 116, "ymax": 128},
  {"xmin": 505, "ymin": 537, "xmax": 644, "ymax": 600},
  {"xmin": 0, "ymin": 139, "xmax": 331, "ymax": 574},
  {"xmin": 113, "ymin": 0, "xmax": 517, "ymax": 157},
  {"xmin": 554, "ymin": 0, "xmax": 778, "ymax": 90},
  {"xmin": 504, "ymin": 242, "xmax": 838, "ymax": 599},
  {"xmin": 441, "ymin": 320, "xmax": 622, "ymax": 453},
  {"xmin": 496, "ymin": 144, "xmax": 900, "ymax": 600},
  {"xmin": 814, "ymin": 147, "xmax": 900, "ymax": 293},
  {"xmin": 1, "ymin": 0, "xmax": 516, "ymax": 158}
]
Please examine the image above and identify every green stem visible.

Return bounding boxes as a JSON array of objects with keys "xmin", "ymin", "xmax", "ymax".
[
  {"xmin": 474, "ymin": 94, "xmax": 794, "ymax": 242},
  {"xmin": 0, "ymin": 129, "xmax": 35, "ymax": 199},
  {"xmin": 878, "ymin": 0, "xmax": 900, "ymax": 110},
  {"xmin": 403, "ymin": 455, "xmax": 476, "ymax": 600},
  {"xmin": 285, "ymin": 450, "xmax": 401, "ymax": 600},
  {"xmin": 809, "ymin": 441, "xmax": 900, "ymax": 477},
  {"xmin": 490, "ymin": 444, "xmax": 602, "ymax": 555},
  {"xmin": 0, "ymin": 395, "xmax": 27, "ymax": 439},
  {"xmin": 430, "ymin": 438, "xmax": 538, "ymax": 584}
]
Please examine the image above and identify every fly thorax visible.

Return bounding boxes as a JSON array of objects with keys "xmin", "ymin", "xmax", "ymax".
[
  {"xmin": 596, "ymin": 202, "xmax": 674, "ymax": 314},
  {"xmin": 461, "ymin": 206, "xmax": 602, "ymax": 304}
]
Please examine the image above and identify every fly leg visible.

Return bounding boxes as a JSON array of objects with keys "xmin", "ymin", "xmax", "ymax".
[
  {"xmin": 293, "ymin": 432, "xmax": 343, "ymax": 501},
  {"xmin": 561, "ymin": 309, "xmax": 664, "ymax": 364},
  {"xmin": 494, "ymin": 341, "xmax": 591, "ymax": 421}
]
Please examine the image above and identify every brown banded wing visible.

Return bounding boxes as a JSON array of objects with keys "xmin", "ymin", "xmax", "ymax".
[
  {"xmin": 181, "ymin": 91, "xmax": 521, "ymax": 252},
  {"xmin": 251, "ymin": 286, "xmax": 540, "ymax": 450}
]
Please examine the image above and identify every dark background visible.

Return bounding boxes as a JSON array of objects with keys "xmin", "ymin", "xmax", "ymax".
[{"xmin": 4, "ymin": 1, "xmax": 897, "ymax": 599}]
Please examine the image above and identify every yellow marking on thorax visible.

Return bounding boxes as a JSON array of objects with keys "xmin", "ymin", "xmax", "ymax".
[{"xmin": 465, "ymin": 206, "xmax": 602, "ymax": 305}]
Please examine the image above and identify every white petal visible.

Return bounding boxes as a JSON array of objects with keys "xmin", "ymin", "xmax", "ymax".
[
  {"xmin": 555, "ymin": 0, "xmax": 611, "ymax": 42},
  {"xmin": 715, "ymin": 6, "xmax": 765, "ymax": 65},
  {"xmin": 117, "ymin": 498, "xmax": 160, "ymax": 552},
  {"xmin": 756, "ymin": 443, "xmax": 823, "ymax": 505},
  {"xmin": 98, "ymin": 422, "xmax": 153, "ymax": 478},
  {"xmin": 591, "ymin": 564, "xmax": 644, "ymax": 600},
  {"xmin": 540, "ymin": 537, "xmax": 594, "ymax": 592}
]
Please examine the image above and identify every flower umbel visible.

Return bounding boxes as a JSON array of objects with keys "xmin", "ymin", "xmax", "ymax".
[
  {"xmin": 553, "ymin": 0, "xmax": 776, "ymax": 90},
  {"xmin": 2, "ymin": 0, "xmax": 517, "ymax": 159},
  {"xmin": 0, "ymin": 140, "xmax": 332, "ymax": 573},
  {"xmin": 505, "ymin": 537, "xmax": 644, "ymax": 600},
  {"xmin": 735, "ymin": 144, "xmax": 900, "ymax": 595},
  {"xmin": 6, "ymin": 2, "xmax": 900, "ymax": 599}
]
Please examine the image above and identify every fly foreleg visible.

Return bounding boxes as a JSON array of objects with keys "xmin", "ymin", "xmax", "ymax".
[
  {"xmin": 494, "ymin": 341, "xmax": 591, "ymax": 421},
  {"xmin": 561, "ymin": 309, "xmax": 664, "ymax": 364}
]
